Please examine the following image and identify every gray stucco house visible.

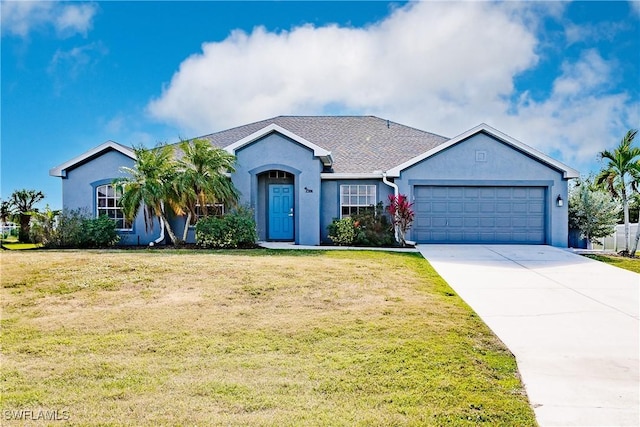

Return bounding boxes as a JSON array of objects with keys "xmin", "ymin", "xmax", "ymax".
[{"xmin": 50, "ymin": 116, "xmax": 579, "ymax": 246}]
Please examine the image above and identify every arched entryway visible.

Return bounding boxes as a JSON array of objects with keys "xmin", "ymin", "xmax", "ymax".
[{"xmin": 259, "ymin": 170, "xmax": 295, "ymax": 241}]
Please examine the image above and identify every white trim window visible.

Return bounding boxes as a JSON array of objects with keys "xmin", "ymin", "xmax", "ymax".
[
  {"xmin": 195, "ymin": 203, "xmax": 225, "ymax": 220},
  {"xmin": 340, "ymin": 185, "xmax": 376, "ymax": 217},
  {"xmin": 96, "ymin": 184, "xmax": 131, "ymax": 230}
]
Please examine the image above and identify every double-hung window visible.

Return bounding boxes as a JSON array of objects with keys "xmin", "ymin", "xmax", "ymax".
[
  {"xmin": 340, "ymin": 185, "xmax": 376, "ymax": 217},
  {"xmin": 194, "ymin": 203, "xmax": 225, "ymax": 220},
  {"xmin": 96, "ymin": 184, "xmax": 131, "ymax": 230}
]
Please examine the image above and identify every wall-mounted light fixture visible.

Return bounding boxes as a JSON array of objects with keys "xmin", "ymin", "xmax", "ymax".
[
  {"xmin": 556, "ymin": 194, "xmax": 563, "ymax": 207},
  {"xmin": 304, "ymin": 187, "xmax": 313, "ymax": 193}
]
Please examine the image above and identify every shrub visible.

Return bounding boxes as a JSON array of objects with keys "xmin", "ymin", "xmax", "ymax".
[
  {"xmin": 83, "ymin": 215, "xmax": 120, "ymax": 248},
  {"xmin": 32, "ymin": 209, "xmax": 120, "ymax": 248},
  {"xmin": 195, "ymin": 206, "xmax": 258, "ymax": 249},
  {"xmin": 327, "ymin": 217, "xmax": 356, "ymax": 246},
  {"xmin": 328, "ymin": 203, "xmax": 395, "ymax": 246},
  {"xmin": 387, "ymin": 194, "xmax": 415, "ymax": 247}
]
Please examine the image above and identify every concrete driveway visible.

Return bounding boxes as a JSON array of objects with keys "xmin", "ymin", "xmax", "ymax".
[{"xmin": 417, "ymin": 245, "xmax": 639, "ymax": 427}]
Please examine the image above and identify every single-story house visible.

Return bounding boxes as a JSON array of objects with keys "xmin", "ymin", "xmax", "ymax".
[{"xmin": 50, "ymin": 116, "xmax": 579, "ymax": 246}]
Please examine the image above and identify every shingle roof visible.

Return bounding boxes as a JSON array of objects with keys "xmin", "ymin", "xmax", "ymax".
[{"xmin": 195, "ymin": 116, "xmax": 449, "ymax": 174}]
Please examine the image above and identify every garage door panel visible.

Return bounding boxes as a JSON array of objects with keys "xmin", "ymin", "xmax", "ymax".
[
  {"xmin": 432, "ymin": 187, "xmax": 448, "ymax": 198},
  {"xmin": 479, "ymin": 217, "xmax": 495, "ymax": 227},
  {"xmin": 414, "ymin": 185, "xmax": 546, "ymax": 244},
  {"xmin": 448, "ymin": 202, "xmax": 463, "ymax": 213},
  {"xmin": 432, "ymin": 217, "xmax": 447, "ymax": 227},
  {"xmin": 448, "ymin": 217, "xmax": 463, "ymax": 227},
  {"xmin": 512, "ymin": 202, "xmax": 527, "ymax": 213},
  {"xmin": 496, "ymin": 202, "xmax": 511, "ymax": 213},
  {"xmin": 432, "ymin": 202, "xmax": 447, "ymax": 213}
]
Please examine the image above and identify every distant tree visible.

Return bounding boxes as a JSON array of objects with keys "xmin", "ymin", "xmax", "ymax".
[
  {"xmin": 569, "ymin": 178, "xmax": 620, "ymax": 249},
  {"xmin": 10, "ymin": 189, "xmax": 45, "ymax": 242},
  {"xmin": 116, "ymin": 144, "xmax": 183, "ymax": 245},
  {"xmin": 595, "ymin": 129, "xmax": 639, "ymax": 256},
  {"xmin": 29, "ymin": 205, "xmax": 60, "ymax": 245},
  {"xmin": 176, "ymin": 138, "xmax": 239, "ymax": 241},
  {"xmin": 1, "ymin": 199, "xmax": 12, "ymax": 226}
]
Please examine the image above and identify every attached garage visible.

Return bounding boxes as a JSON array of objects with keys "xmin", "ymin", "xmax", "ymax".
[{"xmin": 413, "ymin": 185, "xmax": 547, "ymax": 244}]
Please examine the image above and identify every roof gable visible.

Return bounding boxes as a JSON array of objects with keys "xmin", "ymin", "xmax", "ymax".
[
  {"xmin": 386, "ymin": 123, "xmax": 579, "ymax": 179},
  {"xmin": 49, "ymin": 140, "xmax": 135, "ymax": 178},
  {"xmin": 224, "ymin": 123, "xmax": 334, "ymax": 167}
]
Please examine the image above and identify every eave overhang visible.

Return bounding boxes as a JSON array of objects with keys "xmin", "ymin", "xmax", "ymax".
[{"xmin": 49, "ymin": 141, "xmax": 136, "ymax": 178}]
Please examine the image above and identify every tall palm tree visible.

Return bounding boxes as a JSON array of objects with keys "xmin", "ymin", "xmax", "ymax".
[
  {"xmin": 10, "ymin": 189, "xmax": 45, "ymax": 242},
  {"xmin": 176, "ymin": 138, "xmax": 239, "ymax": 241},
  {"xmin": 116, "ymin": 144, "xmax": 183, "ymax": 245},
  {"xmin": 595, "ymin": 129, "xmax": 639, "ymax": 255}
]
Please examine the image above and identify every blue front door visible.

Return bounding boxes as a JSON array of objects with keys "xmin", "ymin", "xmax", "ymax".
[{"xmin": 269, "ymin": 184, "xmax": 294, "ymax": 240}]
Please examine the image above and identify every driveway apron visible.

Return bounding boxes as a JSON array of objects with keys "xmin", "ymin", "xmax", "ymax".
[{"xmin": 417, "ymin": 245, "xmax": 639, "ymax": 427}]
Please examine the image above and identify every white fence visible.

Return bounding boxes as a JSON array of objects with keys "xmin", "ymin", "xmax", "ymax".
[{"xmin": 591, "ymin": 223, "xmax": 639, "ymax": 252}]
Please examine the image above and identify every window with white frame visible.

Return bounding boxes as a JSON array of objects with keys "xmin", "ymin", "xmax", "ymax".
[
  {"xmin": 96, "ymin": 184, "xmax": 131, "ymax": 230},
  {"xmin": 195, "ymin": 203, "xmax": 225, "ymax": 219},
  {"xmin": 340, "ymin": 185, "xmax": 376, "ymax": 217}
]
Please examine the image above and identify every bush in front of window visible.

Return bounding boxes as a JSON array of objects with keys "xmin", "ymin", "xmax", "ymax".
[
  {"xmin": 328, "ymin": 202, "xmax": 395, "ymax": 247},
  {"xmin": 327, "ymin": 216, "xmax": 357, "ymax": 246},
  {"xmin": 32, "ymin": 209, "xmax": 120, "ymax": 248},
  {"xmin": 83, "ymin": 215, "xmax": 120, "ymax": 248},
  {"xmin": 195, "ymin": 206, "xmax": 258, "ymax": 249}
]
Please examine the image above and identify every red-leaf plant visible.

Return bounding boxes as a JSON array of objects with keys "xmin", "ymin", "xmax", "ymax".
[{"xmin": 387, "ymin": 194, "xmax": 415, "ymax": 247}]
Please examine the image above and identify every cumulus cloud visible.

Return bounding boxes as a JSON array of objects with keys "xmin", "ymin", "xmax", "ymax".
[
  {"xmin": 148, "ymin": 2, "xmax": 538, "ymax": 131},
  {"xmin": 499, "ymin": 50, "xmax": 636, "ymax": 169},
  {"xmin": 147, "ymin": 1, "xmax": 638, "ymax": 172},
  {"xmin": 1, "ymin": 1, "xmax": 97, "ymax": 38}
]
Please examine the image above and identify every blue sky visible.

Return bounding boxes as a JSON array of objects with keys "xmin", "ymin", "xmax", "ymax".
[{"xmin": 2, "ymin": 1, "xmax": 639, "ymax": 210}]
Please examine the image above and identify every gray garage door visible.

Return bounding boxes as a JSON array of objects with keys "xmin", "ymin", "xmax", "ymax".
[{"xmin": 413, "ymin": 186, "xmax": 546, "ymax": 244}]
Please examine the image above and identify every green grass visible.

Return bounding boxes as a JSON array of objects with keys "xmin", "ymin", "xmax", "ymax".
[
  {"xmin": 584, "ymin": 254, "xmax": 640, "ymax": 273},
  {"xmin": 1, "ymin": 242, "xmax": 40, "ymax": 250},
  {"xmin": 1, "ymin": 250, "xmax": 537, "ymax": 426}
]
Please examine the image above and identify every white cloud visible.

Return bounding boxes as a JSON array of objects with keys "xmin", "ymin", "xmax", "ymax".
[
  {"xmin": 147, "ymin": 1, "xmax": 638, "ymax": 174},
  {"xmin": 1, "ymin": 1, "xmax": 97, "ymax": 38},
  {"xmin": 630, "ymin": 1, "xmax": 640, "ymax": 17},
  {"xmin": 149, "ymin": 2, "xmax": 538, "ymax": 131},
  {"xmin": 47, "ymin": 42, "xmax": 108, "ymax": 94},
  {"xmin": 498, "ymin": 50, "xmax": 636, "ymax": 170}
]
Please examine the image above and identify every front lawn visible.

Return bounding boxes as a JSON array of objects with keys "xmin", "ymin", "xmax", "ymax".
[
  {"xmin": 584, "ymin": 254, "xmax": 640, "ymax": 273},
  {"xmin": 1, "ymin": 250, "xmax": 536, "ymax": 426}
]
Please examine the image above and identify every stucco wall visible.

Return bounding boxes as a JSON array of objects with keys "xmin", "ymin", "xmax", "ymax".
[
  {"xmin": 395, "ymin": 132, "xmax": 570, "ymax": 246},
  {"xmin": 231, "ymin": 133, "xmax": 323, "ymax": 245},
  {"xmin": 60, "ymin": 149, "xmax": 161, "ymax": 245}
]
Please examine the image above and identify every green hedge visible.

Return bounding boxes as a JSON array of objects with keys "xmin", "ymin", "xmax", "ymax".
[
  {"xmin": 327, "ymin": 202, "xmax": 395, "ymax": 246},
  {"xmin": 195, "ymin": 206, "xmax": 258, "ymax": 249}
]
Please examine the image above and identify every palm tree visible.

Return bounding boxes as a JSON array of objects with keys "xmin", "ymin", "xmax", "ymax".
[
  {"xmin": 10, "ymin": 189, "xmax": 45, "ymax": 242},
  {"xmin": 116, "ymin": 144, "xmax": 183, "ymax": 245},
  {"xmin": 176, "ymin": 138, "xmax": 239, "ymax": 241},
  {"xmin": 595, "ymin": 129, "xmax": 639, "ymax": 255}
]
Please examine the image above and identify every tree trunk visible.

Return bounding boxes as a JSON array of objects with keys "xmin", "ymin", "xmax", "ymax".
[
  {"xmin": 621, "ymin": 186, "xmax": 630, "ymax": 254},
  {"xmin": 630, "ymin": 223, "xmax": 640, "ymax": 257},
  {"xmin": 18, "ymin": 213, "xmax": 31, "ymax": 243},
  {"xmin": 161, "ymin": 213, "xmax": 179, "ymax": 245},
  {"xmin": 181, "ymin": 212, "xmax": 192, "ymax": 243}
]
